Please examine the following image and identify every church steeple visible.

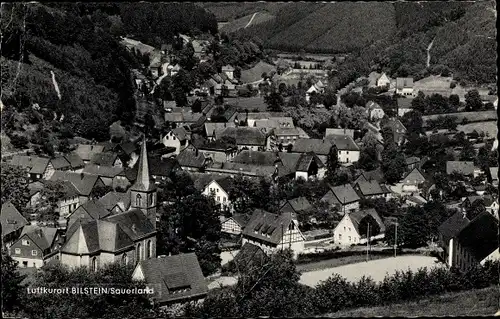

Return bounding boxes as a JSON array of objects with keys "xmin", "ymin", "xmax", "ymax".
[{"xmin": 130, "ymin": 137, "xmax": 157, "ymax": 229}]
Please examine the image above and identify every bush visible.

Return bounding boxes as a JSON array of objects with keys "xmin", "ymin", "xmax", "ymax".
[{"xmin": 9, "ymin": 134, "xmax": 29, "ymax": 149}]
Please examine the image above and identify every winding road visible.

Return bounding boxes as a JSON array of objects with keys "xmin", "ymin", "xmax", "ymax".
[
  {"xmin": 426, "ymin": 38, "xmax": 435, "ymax": 68},
  {"xmin": 245, "ymin": 13, "xmax": 258, "ymax": 29}
]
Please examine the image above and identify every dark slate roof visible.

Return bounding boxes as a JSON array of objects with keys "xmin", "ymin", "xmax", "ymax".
[
  {"xmin": 219, "ymin": 127, "xmax": 267, "ymax": 146},
  {"xmin": 90, "ymin": 152, "xmax": 119, "ymax": 166},
  {"xmin": 20, "ymin": 226, "xmax": 58, "ymax": 252},
  {"xmin": 50, "ymin": 156, "xmax": 71, "ymax": 170},
  {"xmin": 71, "ymin": 200, "xmax": 112, "ymax": 221},
  {"xmin": 396, "ymin": 77, "xmax": 413, "ymax": 89},
  {"xmin": 354, "ymin": 180, "xmax": 385, "ymax": 196},
  {"xmin": 402, "ymin": 167, "xmax": 427, "ymax": 184},
  {"xmin": 105, "ymin": 209, "xmax": 156, "ymax": 241},
  {"xmin": 10, "ymin": 155, "xmax": 50, "ymax": 175},
  {"xmin": 295, "ymin": 152, "xmax": 325, "ymax": 172},
  {"xmin": 1, "ymin": 201, "xmax": 28, "ymax": 237},
  {"xmin": 233, "ymin": 150, "xmax": 279, "ymax": 166},
  {"xmin": 405, "ymin": 156, "xmax": 421, "ymax": 165},
  {"xmin": 62, "ymin": 219, "xmax": 134, "ymax": 254},
  {"xmin": 83, "ymin": 165, "xmax": 123, "ymax": 178},
  {"xmin": 65, "ymin": 153, "xmax": 85, "ymax": 168},
  {"xmin": 348, "ymin": 208, "xmax": 386, "ymax": 236},
  {"xmin": 326, "ymin": 184, "xmax": 361, "ymax": 205},
  {"xmin": 148, "ymin": 157, "xmax": 181, "ymax": 177},
  {"xmin": 446, "ymin": 161, "xmax": 475, "ymax": 175},
  {"xmin": 98, "ymin": 191, "xmax": 131, "ymax": 212},
  {"xmin": 291, "ymin": 139, "xmax": 332, "ymax": 156},
  {"xmin": 325, "ymin": 135, "xmax": 359, "ymax": 151},
  {"xmin": 171, "ymin": 126, "xmax": 190, "ymax": 141},
  {"xmin": 458, "ymin": 212, "xmax": 499, "ymax": 261},
  {"xmin": 49, "ymin": 171, "xmax": 101, "ymax": 196},
  {"xmin": 438, "ymin": 211, "xmax": 471, "ymax": 244},
  {"xmin": 137, "ymin": 253, "xmax": 208, "ymax": 304},
  {"xmin": 75, "ymin": 144, "xmax": 105, "ymax": 161},
  {"xmin": 118, "ymin": 141, "xmax": 139, "ymax": 155},
  {"xmin": 231, "ymin": 242, "xmax": 269, "ymax": 271},
  {"xmin": 43, "ymin": 180, "xmax": 79, "ymax": 198},
  {"xmin": 176, "ymin": 146, "xmax": 206, "ymax": 168},
  {"xmin": 232, "ymin": 213, "xmax": 250, "ymax": 228},
  {"xmin": 242, "ymin": 209, "xmax": 298, "ymax": 245},
  {"xmin": 281, "ymin": 197, "xmax": 312, "ymax": 213},
  {"xmin": 278, "ymin": 152, "xmax": 302, "ymax": 171}
]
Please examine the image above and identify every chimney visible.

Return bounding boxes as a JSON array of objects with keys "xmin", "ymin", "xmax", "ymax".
[
  {"xmin": 80, "ymin": 172, "xmax": 85, "ymax": 180},
  {"xmin": 195, "ymin": 148, "xmax": 199, "ymax": 156},
  {"xmin": 91, "ymin": 145, "xmax": 94, "ymax": 151}
]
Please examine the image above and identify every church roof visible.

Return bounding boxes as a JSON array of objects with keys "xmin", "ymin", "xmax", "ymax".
[{"xmin": 131, "ymin": 137, "xmax": 156, "ymax": 192}]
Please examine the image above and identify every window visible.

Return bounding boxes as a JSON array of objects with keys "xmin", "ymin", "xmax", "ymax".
[
  {"xmin": 32, "ymin": 250, "xmax": 38, "ymax": 256},
  {"xmin": 173, "ymin": 136, "xmax": 176, "ymax": 140},
  {"xmin": 136, "ymin": 243, "xmax": 142, "ymax": 262},
  {"xmin": 344, "ymin": 227, "xmax": 346, "ymax": 231},
  {"xmin": 22, "ymin": 240, "xmax": 30, "ymax": 246},
  {"xmin": 346, "ymin": 151, "xmax": 349, "ymax": 154},
  {"xmin": 136, "ymin": 194, "xmax": 142, "ymax": 206},
  {"xmin": 348, "ymin": 227, "xmax": 351, "ymax": 231},
  {"xmin": 339, "ymin": 234, "xmax": 342, "ymax": 240},
  {"xmin": 147, "ymin": 240, "xmax": 152, "ymax": 259},
  {"xmin": 216, "ymin": 189, "xmax": 219, "ymax": 193},
  {"xmin": 223, "ymin": 197, "xmax": 226, "ymax": 202},
  {"xmin": 217, "ymin": 196, "xmax": 220, "ymax": 201},
  {"xmin": 348, "ymin": 236, "xmax": 351, "ymax": 242},
  {"xmin": 15, "ymin": 248, "xmax": 20, "ymax": 254},
  {"xmin": 92, "ymin": 257, "xmax": 97, "ymax": 272},
  {"xmin": 22, "ymin": 261, "xmax": 28, "ymax": 268}
]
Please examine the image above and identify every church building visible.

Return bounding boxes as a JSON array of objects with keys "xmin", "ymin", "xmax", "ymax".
[{"xmin": 57, "ymin": 138, "xmax": 158, "ymax": 270}]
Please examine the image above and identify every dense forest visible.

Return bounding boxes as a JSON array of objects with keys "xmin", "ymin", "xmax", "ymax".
[
  {"xmin": 213, "ymin": 1, "xmax": 496, "ymax": 84},
  {"xmin": 0, "ymin": 3, "xmax": 217, "ymax": 149}
]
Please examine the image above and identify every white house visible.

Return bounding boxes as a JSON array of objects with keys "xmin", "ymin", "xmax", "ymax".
[
  {"xmin": 162, "ymin": 126, "xmax": 190, "ymax": 155},
  {"xmin": 203, "ymin": 178, "xmax": 233, "ymax": 212},
  {"xmin": 241, "ymin": 209, "xmax": 306, "ymax": 258},
  {"xmin": 222, "ymin": 65, "xmax": 235, "ymax": 80},
  {"xmin": 333, "ymin": 208, "xmax": 386, "ymax": 246},
  {"xmin": 305, "ymin": 80, "xmax": 325, "ymax": 103},
  {"xmin": 324, "ymin": 134, "xmax": 360, "ymax": 164},
  {"xmin": 220, "ymin": 214, "xmax": 249, "ymax": 235},
  {"xmin": 377, "ymin": 73, "xmax": 390, "ymax": 87},
  {"xmin": 366, "ymin": 101, "xmax": 385, "ymax": 121},
  {"xmin": 395, "ymin": 77, "xmax": 414, "ymax": 97}
]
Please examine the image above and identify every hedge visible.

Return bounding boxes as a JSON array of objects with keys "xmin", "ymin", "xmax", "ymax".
[{"xmin": 296, "ymin": 247, "xmax": 422, "ymax": 264}]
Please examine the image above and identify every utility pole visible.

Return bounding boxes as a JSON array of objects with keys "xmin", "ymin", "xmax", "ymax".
[
  {"xmin": 394, "ymin": 221, "xmax": 398, "ymax": 258},
  {"xmin": 366, "ymin": 223, "xmax": 370, "ymax": 262}
]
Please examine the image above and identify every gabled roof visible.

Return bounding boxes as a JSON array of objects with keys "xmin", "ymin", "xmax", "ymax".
[
  {"xmin": 384, "ymin": 118, "xmax": 407, "ymax": 132},
  {"xmin": 90, "ymin": 152, "xmax": 119, "ymax": 167},
  {"xmin": 43, "ymin": 180, "xmax": 79, "ymax": 199},
  {"xmin": 402, "ymin": 167, "xmax": 427, "ymax": 184},
  {"xmin": 20, "ymin": 226, "xmax": 58, "ymax": 252},
  {"xmin": 290, "ymin": 139, "xmax": 333, "ymax": 156},
  {"xmin": 176, "ymin": 146, "xmax": 206, "ymax": 168},
  {"xmin": 83, "ymin": 165, "xmax": 123, "ymax": 178},
  {"xmin": 135, "ymin": 253, "xmax": 207, "ymax": 304},
  {"xmin": 242, "ymin": 209, "xmax": 299, "ymax": 245},
  {"xmin": 217, "ymin": 162, "xmax": 277, "ymax": 177},
  {"xmin": 354, "ymin": 180, "xmax": 385, "ymax": 196},
  {"xmin": 446, "ymin": 161, "xmax": 475, "ymax": 175},
  {"xmin": 50, "ymin": 156, "xmax": 71, "ymax": 170},
  {"xmin": 325, "ymin": 134, "xmax": 360, "ymax": 151},
  {"xmin": 219, "ymin": 127, "xmax": 267, "ymax": 146},
  {"xmin": 71, "ymin": 200, "xmax": 112, "ymax": 221},
  {"xmin": 489, "ymin": 167, "xmax": 498, "ymax": 180},
  {"xmin": 438, "ymin": 211, "xmax": 471, "ymax": 244},
  {"xmin": 233, "ymin": 150, "xmax": 279, "ymax": 166},
  {"xmin": 323, "ymin": 184, "xmax": 361, "ymax": 205},
  {"xmin": 1, "ymin": 201, "xmax": 28, "ymax": 237},
  {"xmin": 396, "ymin": 77, "xmax": 414, "ymax": 89},
  {"xmin": 278, "ymin": 152, "xmax": 302, "ymax": 172},
  {"xmin": 325, "ymin": 128, "xmax": 355, "ymax": 138},
  {"xmin": 170, "ymin": 126, "xmax": 190, "ymax": 141},
  {"xmin": 457, "ymin": 212, "xmax": 499, "ymax": 261},
  {"xmin": 98, "ymin": 191, "xmax": 131, "ymax": 212},
  {"xmin": 104, "ymin": 209, "xmax": 156, "ymax": 241},
  {"xmin": 191, "ymin": 174, "xmax": 226, "ymax": 191},
  {"xmin": 64, "ymin": 153, "xmax": 85, "ymax": 168},
  {"xmin": 131, "ymin": 138, "xmax": 156, "ymax": 193},
  {"xmin": 204, "ymin": 122, "xmax": 236, "ymax": 137},
  {"xmin": 405, "ymin": 156, "xmax": 421, "ymax": 165},
  {"xmin": 49, "ymin": 171, "xmax": 101, "ymax": 196},
  {"xmin": 295, "ymin": 152, "xmax": 325, "ymax": 171},
  {"xmin": 281, "ymin": 197, "xmax": 312, "ymax": 214},
  {"xmin": 348, "ymin": 208, "xmax": 386, "ymax": 236},
  {"xmin": 355, "ymin": 168, "xmax": 385, "ymax": 184},
  {"xmin": 75, "ymin": 144, "xmax": 105, "ymax": 162},
  {"xmin": 10, "ymin": 155, "xmax": 50, "ymax": 175}
]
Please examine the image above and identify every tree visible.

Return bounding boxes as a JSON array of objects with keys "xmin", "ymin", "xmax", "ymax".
[
  {"xmin": 90, "ymin": 184, "xmax": 114, "ymax": 199},
  {"xmin": 325, "ymin": 145, "xmax": 339, "ymax": 182},
  {"xmin": 465, "ymin": 89, "xmax": 482, "ymax": 111},
  {"xmin": 30, "ymin": 181, "xmax": 67, "ymax": 222},
  {"xmin": 401, "ymin": 111, "xmax": 423, "ymax": 136},
  {"xmin": 191, "ymin": 99, "xmax": 202, "ymax": 113},
  {"xmin": 449, "ymin": 94, "xmax": 460, "ymax": 108},
  {"xmin": 1, "ymin": 163, "xmax": 30, "ymax": 210},
  {"xmin": 264, "ymin": 91, "xmax": 284, "ymax": 112},
  {"xmin": 411, "ymin": 91, "xmax": 427, "ymax": 114},
  {"xmin": 9, "ymin": 134, "xmax": 29, "ymax": 149},
  {"xmin": 381, "ymin": 144, "xmax": 405, "ymax": 184},
  {"xmin": 2, "ymin": 252, "xmax": 26, "ymax": 315},
  {"xmin": 459, "ymin": 140, "xmax": 476, "ymax": 161},
  {"xmin": 157, "ymin": 192, "xmax": 221, "ymax": 275}
]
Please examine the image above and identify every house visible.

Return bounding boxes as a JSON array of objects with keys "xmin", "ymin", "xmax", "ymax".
[
  {"xmin": 280, "ymin": 197, "xmax": 314, "ymax": 223},
  {"xmin": 50, "ymin": 153, "xmax": 85, "ymax": 173},
  {"xmin": 162, "ymin": 126, "xmax": 191, "ymax": 155},
  {"xmin": 306, "ymin": 81, "xmax": 326, "ymax": 103},
  {"xmin": 164, "ymin": 111, "xmax": 205, "ymax": 128},
  {"xmin": 383, "ymin": 119, "xmax": 407, "ymax": 146},
  {"xmin": 59, "ymin": 138, "xmax": 158, "ymax": 270},
  {"xmin": 354, "ymin": 168, "xmax": 386, "ymax": 184},
  {"xmin": 240, "ymin": 112, "xmax": 286, "ymax": 127},
  {"xmin": 203, "ymin": 177, "xmax": 234, "ymax": 212},
  {"xmin": 204, "ymin": 122, "xmax": 236, "ymax": 142},
  {"xmin": 377, "ymin": 73, "xmax": 391, "ymax": 87},
  {"xmin": 114, "ymin": 141, "xmax": 140, "ymax": 168},
  {"xmin": 405, "ymin": 156, "xmax": 421, "ymax": 171},
  {"xmin": 206, "ymin": 162, "xmax": 278, "ymax": 179},
  {"xmin": 43, "ymin": 180, "xmax": 81, "ymax": 221},
  {"xmin": 294, "ymin": 152, "xmax": 326, "ymax": 180},
  {"xmin": 75, "ymin": 144, "xmax": 105, "ymax": 164},
  {"xmin": 489, "ymin": 167, "xmax": 498, "ymax": 187},
  {"xmin": 9, "ymin": 226, "xmax": 60, "ymax": 268},
  {"xmin": 333, "ymin": 208, "xmax": 386, "ymax": 246},
  {"xmin": 49, "ymin": 171, "xmax": 105, "ymax": 203},
  {"xmin": 484, "ymin": 198, "xmax": 499, "ymax": 220},
  {"xmin": 218, "ymin": 127, "xmax": 268, "ymax": 151},
  {"xmin": 365, "ymin": 101, "xmax": 385, "ymax": 121},
  {"xmin": 289, "ymin": 138, "xmax": 333, "ymax": 165},
  {"xmin": 176, "ymin": 145, "xmax": 208, "ymax": 172},
  {"xmin": 446, "ymin": 161, "xmax": 475, "ymax": 176},
  {"xmin": 83, "ymin": 165, "xmax": 124, "ymax": 187},
  {"xmin": 9, "ymin": 155, "xmax": 53, "ymax": 181},
  {"xmin": 401, "ymin": 167, "xmax": 427, "ymax": 194},
  {"xmin": 439, "ymin": 211, "xmax": 499, "ymax": 272},
  {"xmin": 241, "ymin": 209, "xmax": 306, "ymax": 258},
  {"xmin": 132, "ymin": 253, "xmax": 208, "ymax": 306},
  {"xmin": 206, "ymin": 104, "xmax": 238, "ymax": 123},
  {"xmin": 192, "ymin": 39, "xmax": 209, "ymax": 60},
  {"xmin": 273, "ymin": 127, "xmax": 304, "ymax": 148},
  {"xmin": 220, "ymin": 214, "xmax": 250, "ymax": 235},
  {"xmin": 367, "ymin": 72, "xmax": 390, "ymax": 88},
  {"xmin": 325, "ymin": 128, "xmax": 355, "ymax": 139},
  {"xmin": 353, "ymin": 180, "xmax": 391, "ymax": 200},
  {"xmin": 325, "ymin": 135, "xmax": 360, "ymax": 164},
  {"xmin": 198, "ymin": 141, "xmax": 239, "ymax": 163},
  {"xmin": 98, "ymin": 190, "xmax": 131, "ymax": 214},
  {"xmin": 222, "ymin": 65, "xmax": 235, "ymax": 80},
  {"xmin": 321, "ymin": 184, "xmax": 361, "ymax": 214},
  {"xmin": 90, "ymin": 152, "xmax": 123, "ymax": 168},
  {"xmin": 401, "ymin": 195, "xmax": 428, "ymax": 208},
  {"xmin": 395, "ymin": 77, "xmax": 414, "ymax": 97},
  {"xmin": 1, "ymin": 201, "xmax": 29, "ymax": 248},
  {"xmin": 397, "ymin": 98, "xmax": 415, "ymax": 117}
]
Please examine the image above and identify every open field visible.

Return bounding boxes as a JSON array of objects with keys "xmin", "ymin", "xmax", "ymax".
[
  {"xmin": 422, "ymin": 111, "xmax": 497, "ymax": 125},
  {"xmin": 296, "ymin": 254, "xmax": 391, "ymax": 273},
  {"xmin": 220, "ymin": 11, "xmax": 275, "ymax": 33},
  {"xmin": 457, "ymin": 121, "xmax": 497, "ymax": 137},
  {"xmin": 299, "ymin": 255, "xmax": 441, "ymax": 287},
  {"xmin": 324, "ymin": 286, "xmax": 500, "ymax": 317}
]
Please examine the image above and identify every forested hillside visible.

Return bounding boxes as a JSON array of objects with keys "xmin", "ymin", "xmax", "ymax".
[
  {"xmin": 0, "ymin": 3, "xmax": 217, "ymax": 151},
  {"xmin": 217, "ymin": 1, "xmax": 496, "ymax": 84}
]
